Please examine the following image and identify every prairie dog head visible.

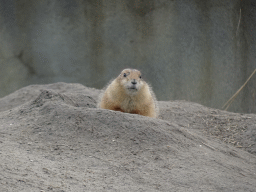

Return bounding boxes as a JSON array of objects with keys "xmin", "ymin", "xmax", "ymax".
[{"xmin": 117, "ymin": 69, "xmax": 144, "ymax": 95}]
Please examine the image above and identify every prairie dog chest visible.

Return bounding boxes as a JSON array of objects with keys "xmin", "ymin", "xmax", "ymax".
[{"xmin": 121, "ymin": 97, "xmax": 136, "ymax": 112}]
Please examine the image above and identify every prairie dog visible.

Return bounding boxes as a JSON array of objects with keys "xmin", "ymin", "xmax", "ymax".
[{"xmin": 98, "ymin": 69, "xmax": 159, "ymax": 118}]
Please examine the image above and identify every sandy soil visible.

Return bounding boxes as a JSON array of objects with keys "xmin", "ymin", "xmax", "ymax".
[{"xmin": 0, "ymin": 82, "xmax": 255, "ymax": 192}]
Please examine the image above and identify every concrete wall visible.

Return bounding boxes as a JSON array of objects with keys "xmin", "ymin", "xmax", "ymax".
[{"xmin": 0, "ymin": 0, "xmax": 255, "ymax": 113}]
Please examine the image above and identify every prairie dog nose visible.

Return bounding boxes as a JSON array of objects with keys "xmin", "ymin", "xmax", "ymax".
[{"xmin": 131, "ymin": 79, "xmax": 137, "ymax": 85}]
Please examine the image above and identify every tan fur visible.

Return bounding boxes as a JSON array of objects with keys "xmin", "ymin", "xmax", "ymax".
[{"xmin": 98, "ymin": 69, "xmax": 159, "ymax": 118}]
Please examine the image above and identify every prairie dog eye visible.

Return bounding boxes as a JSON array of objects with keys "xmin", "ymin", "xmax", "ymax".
[
  {"xmin": 139, "ymin": 75, "xmax": 142, "ymax": 79},
  {"xmin": 123, "ymin": 73, "xmax": 127, "ymax": 77}
]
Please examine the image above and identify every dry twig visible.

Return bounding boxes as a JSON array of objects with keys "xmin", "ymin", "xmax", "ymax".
[{"xmin": 222, "ymin": 68, "xmax": 256, "ymax": 110}]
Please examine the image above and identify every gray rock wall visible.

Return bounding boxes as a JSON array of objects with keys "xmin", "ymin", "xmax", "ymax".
[{"xmin": 0, "ymin": 0, "xmax": 255, "ymax": 113}]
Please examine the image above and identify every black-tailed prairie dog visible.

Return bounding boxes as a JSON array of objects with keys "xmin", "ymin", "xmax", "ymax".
[{"xmin": 98, "ymin": 69, "xmax": 159, "ymax": 118}]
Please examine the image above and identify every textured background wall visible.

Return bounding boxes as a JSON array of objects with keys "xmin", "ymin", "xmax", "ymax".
[{"xmin": 0, "ymin": 0, "xmax": 255, "ymax": 113}]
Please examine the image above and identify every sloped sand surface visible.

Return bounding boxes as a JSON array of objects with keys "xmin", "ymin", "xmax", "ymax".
[{"xmin": 0, "ymin": 82, "xmax": 255, "ymax": 191}]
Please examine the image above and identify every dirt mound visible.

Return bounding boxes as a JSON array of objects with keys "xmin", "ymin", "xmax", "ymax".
[
  {"xmin": 159, "ymin": 101, "xmax": 256, "ymax": 155},
  {"xmin": 0, "ymin": 83, "xmax": 255, "ymax": 191}
]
